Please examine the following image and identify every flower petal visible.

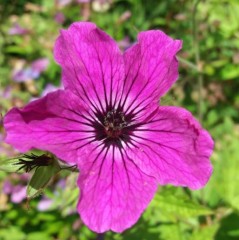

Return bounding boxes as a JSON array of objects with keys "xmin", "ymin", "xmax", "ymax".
[
  {"xmin": 77, "ymin": 145, "xmax": 157, "ymax": 233},
  {"xmin": 4, "ymin": 90, "xmax": 96, "ymax": 164},
  {"xmin": 127, "ymin": 106, "xmax": 213, "ymax": 190},
  {"xmin": 121, "ymin": 31, "xmax": 182, "ymax": 114},
  {"xmin": 54, "ymin": 22, "xmax": 124, "ymax": 112}
]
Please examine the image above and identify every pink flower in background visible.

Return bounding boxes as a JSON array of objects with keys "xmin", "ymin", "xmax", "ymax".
[
  {"xmin": 76, "ymin": 0, "xmax": 90, "ymax": 3},
  {"xmin": 8, "ymin": 23, "xmax": 29, "ymax": 35},
  {"xmin": 31, "ymin": 58, "xmax": 49, "ymax": 73},
  {"xmin": 54, "ymin": 12, "xmax": 65, "ymax": 24},
  {"xmin": 37, "ymin": 197, "xmax": 53, "ymax": 211},
  {"xmin": 2, "ymin": 180, "xmax": 26, "ymax": 203},
  {"xmin": 12, "ymin": 58, "xmax": 49, "ymax": 82},
  {"xmin": 11, "ymin": 185, "xmax": 27, "ymax": 203},
  {"xmin": 0, "ymin": 86, "xmax": 12, "ymax": 99},
  {"xmin": 4, "ymin": 22, "xmax": 213, "ymax": 233},
  {"xmin": 3, "ymin": 180, "xmax": 13, "ymax": 194},
  {"xmin": 3, "ymin": 174, "xmax": 29, "ymax": 204},
  {"xmin": 56, "ymin": 0, "xmax": 72, "ymax": 7}
]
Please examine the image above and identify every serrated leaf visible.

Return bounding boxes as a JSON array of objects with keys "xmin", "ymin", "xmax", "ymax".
[
  {"xmin": 144, "ymin": 187, "xmax": 211, "ymax": 224},
  {"xmin": 27, "ymin": 159, "xmax": 61, "ymax": 199},
  {"xmin": 155, "ymin": 194, "xmax": 212, "ymax": 219}
]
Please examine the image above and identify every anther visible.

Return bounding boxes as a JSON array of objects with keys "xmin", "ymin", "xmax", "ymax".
[{"xmin": 104, "ymin": 109, "xmax": 127, "ymax": 139}]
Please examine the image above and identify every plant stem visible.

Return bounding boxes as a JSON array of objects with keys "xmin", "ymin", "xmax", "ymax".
[
  {"xmin": 192, "ymin": 0, "xmax": 210, "ymax": 219},
  {"xmin": 178, "ymin": 56, "xmax": 198, "ymax": 72},
  {"xmin": 192, "ymin": 0, "xmax": 203, "ymax": 123}
]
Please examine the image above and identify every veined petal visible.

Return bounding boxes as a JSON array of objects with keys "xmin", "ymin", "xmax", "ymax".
[
  {"xmin": 4, "ymin": 90, "xmax": 95, "ymax": 164},
  {"xmin": 121, "ymin": 31, "xmax": 182, "ymax": 114},
  {"xmin": 127, "ymin": 106, "xmax": 213, "ymax": 190},
  {"xmin": 77, "ymin": 144, "xmax": 157, "ymax": 233},
  {"xmin": 54, "ymin": 22, "xmax": 124, "ymax": 112}
]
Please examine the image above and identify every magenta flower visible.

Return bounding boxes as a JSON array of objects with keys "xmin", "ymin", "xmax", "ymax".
[{"xmin": 4, "ymin": 22, "xmax": 213, "ymax": 233}]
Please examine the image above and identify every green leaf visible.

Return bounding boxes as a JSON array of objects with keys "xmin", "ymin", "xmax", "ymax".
[
  {"xmin": 206, "ymin": 110, "xmax": 218, "ymax": 127},
  {"xmin": 190, "ymin": 224, "xmax": 220, "ymax": 240},
  {"xmin": 214, "ymin": 133, "xmax": 239, "ymax": 210},
  {"xmin": 27, "ymin": 158, "xmax": 61, "ymax": 199},
  {"xmin": 27, "ymin": 232, "xmax": 51, "ymax": 240},
  {"xmin": 155, "ymin": 192, "xmax": 212, "ymax": 220},
  {"xmin": 144, "ymin": 187, "xmax": 212, "ymax": 226},
  {"xmin": 220, "ymin": 64, "xmax": 239, "ymax": 80},
  {"xmin": 215, "ymin": 213, "xmax": 239, "ymax": 240},
  {"xmin": 159, "ymin": 224, "xmax": 184, "ymax": 240},
  {"xmin": 0, "ymin": 227, "xmax": 26, "ymax": 240}
]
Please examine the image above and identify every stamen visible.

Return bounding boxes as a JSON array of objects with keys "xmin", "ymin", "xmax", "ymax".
[{"xmin": 104, "ymin": 109, "xmax": 127, "ymax": 139}]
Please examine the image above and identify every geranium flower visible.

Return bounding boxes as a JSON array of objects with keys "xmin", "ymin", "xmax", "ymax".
[{"xmin": 4, "ymin": 22, "xmax": 213, "ymax": 233}]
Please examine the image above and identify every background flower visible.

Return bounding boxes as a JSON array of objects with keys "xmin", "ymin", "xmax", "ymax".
[
  {"xmin": 54, "ymin": 12, "xmax": 65, "ymax": 24},
  {"xmin": 8, "ymin": 23, "xmax": 29, "ymax": 35},
  {"xmin": 12, "ymin": 58, "xmax": 49, "ymax": 82}
]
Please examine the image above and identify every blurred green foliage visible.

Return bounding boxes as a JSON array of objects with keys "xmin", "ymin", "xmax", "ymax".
[{"xmin": 0, "ymin": 0, "xmax": 239, "ymax": 239}]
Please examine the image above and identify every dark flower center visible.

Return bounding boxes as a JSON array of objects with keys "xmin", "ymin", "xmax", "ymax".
[
  {"xmin": 104, "ymin": 110, "xmax": 127, "ymax": 138},
  {"xmin": 93, "ymin": 107, "xmax": 137, "ymax": 147}
]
